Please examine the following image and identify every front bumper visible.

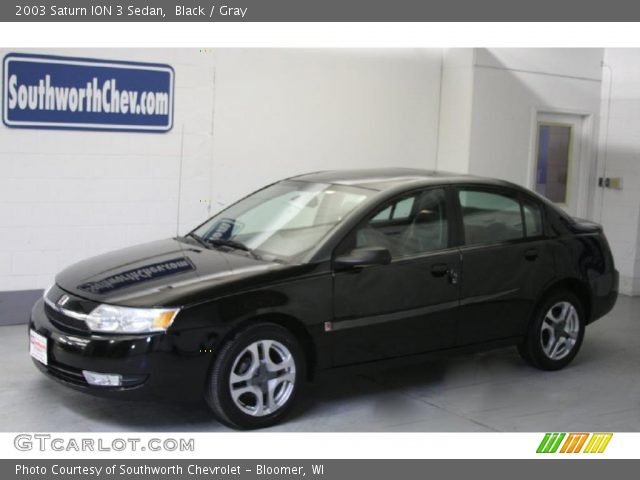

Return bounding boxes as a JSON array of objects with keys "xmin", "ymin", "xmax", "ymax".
[{"xmin": 29, "ymin": 298, "xmax": 211, "ymax": 401}]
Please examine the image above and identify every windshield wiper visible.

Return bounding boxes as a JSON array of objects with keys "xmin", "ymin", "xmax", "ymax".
[
  {"xmin": 188, "ymin": 235, "xmax": 268, "ymax": 261},
  {"xmin": 210, "ymin": 238, "xmax": 268, "ymax": 261},
  {"xmin": 206, "ymin": 238, "xmax": 269, "ymax": 261},
  {"xmin": 185, "ymin": 232, "xmax": 210, "ymax": 249},
  {"xmin": 206, "ymin": 238, "xmax": 252, "ymax": 252}
]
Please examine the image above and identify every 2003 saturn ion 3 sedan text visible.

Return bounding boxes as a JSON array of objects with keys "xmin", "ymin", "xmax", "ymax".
[{"xmin": 30, "ymin": 169, "xmax": 619, "ymax": 429}]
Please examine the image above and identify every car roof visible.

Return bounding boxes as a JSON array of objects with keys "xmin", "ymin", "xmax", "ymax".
[{"xmin": 291, "ymin": 167, "xmax": 519, "ymax": 192}]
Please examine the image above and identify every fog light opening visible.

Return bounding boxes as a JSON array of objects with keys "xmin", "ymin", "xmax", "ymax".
[{"xmin": 82, "ymin": 370, "xmax": 122, "ymax": 387}]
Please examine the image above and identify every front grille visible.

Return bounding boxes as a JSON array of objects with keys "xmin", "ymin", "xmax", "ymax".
[
  {"xmin": 45, "ymin": 303, "xmax": 91, "ymax": 334},
  {"xmin": 44, "ymin": 286, "xmax": 95, "ymax": 334}
]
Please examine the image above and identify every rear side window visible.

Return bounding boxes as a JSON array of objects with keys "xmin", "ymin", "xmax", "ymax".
[{"xmin": 458, "ymin": 190, "xmax": 524, "ymax": 245}]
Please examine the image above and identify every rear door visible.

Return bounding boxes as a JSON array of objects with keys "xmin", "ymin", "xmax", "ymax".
[
  {"xmin": 454, "ymin": 186, "xmax": 555, "ymax": 345},
  {"xmin": 330, "ymin": 187, "xmax": 461, "ymax": 366}
]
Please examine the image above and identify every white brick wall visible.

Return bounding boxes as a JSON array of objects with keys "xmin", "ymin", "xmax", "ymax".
[
  {"xmin": 0, "ymin": 48, "xmax": 443, "ymax": 291},
  {"xmin": 0, "ymin": 48, "xmax": 215, "ymax": 291}
]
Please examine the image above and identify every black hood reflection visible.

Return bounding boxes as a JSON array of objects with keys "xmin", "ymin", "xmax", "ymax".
[
  {"xmin": 77, "ymin": 257, "xmax": 196, "ymax": 295},
  {"xmin": 55, "ymin": 238, "xmax": 286, "ymax": 308}
]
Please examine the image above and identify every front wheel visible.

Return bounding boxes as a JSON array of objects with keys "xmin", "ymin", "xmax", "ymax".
[
  {"xmin": 205, "ymin": 323, "xmax": 304, "ymax": 429},
  {"xmin": 518, "ymin": 291, "xmax": 585, "ymax": 371}
]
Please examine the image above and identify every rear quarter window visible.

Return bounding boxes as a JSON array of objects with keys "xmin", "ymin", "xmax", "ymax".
[{"xmin": 522, "ymin": 198, "xmax": 544, "ymax": 238}]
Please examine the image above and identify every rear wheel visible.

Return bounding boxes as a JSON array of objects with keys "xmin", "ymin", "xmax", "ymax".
[
  {"xmin": 518, "ymin": 291, "xmax": 585, "ymax": 370},
  {"xmin": 205, "ymin": 323, "xmax": 304, "ymax": 429}
]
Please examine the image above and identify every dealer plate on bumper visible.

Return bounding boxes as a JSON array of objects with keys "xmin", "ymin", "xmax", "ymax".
[{"xmin": 29, "ymin": 330, "xmax": 47, "ymax": 366}]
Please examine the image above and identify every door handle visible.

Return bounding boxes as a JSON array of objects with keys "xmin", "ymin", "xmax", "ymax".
[
  {"xmin": 524, "ymin": 248, "xmax": 539, "ymax": 261},
  {"xmin": 431, "ymin": 263, "xmax": 449, "ymax": 277}
]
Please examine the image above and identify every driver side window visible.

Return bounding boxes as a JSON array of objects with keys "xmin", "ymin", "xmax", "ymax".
[{"xmin": 339, "ymin": 188, "xmax": 449, "ymax": 258}]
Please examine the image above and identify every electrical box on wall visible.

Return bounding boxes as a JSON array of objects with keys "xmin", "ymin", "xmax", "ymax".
[{"xmin": 598, "ymin": 177, "xmax": 623, "ymax": 190}]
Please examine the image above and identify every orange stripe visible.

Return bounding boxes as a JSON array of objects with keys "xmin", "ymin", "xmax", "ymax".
[
  {"xmin": 574, "ymin": 433, "xmax": 589, "ymax": 453},
  {"xmin": 560, "ymin": 434, "xmax": 576, "ymax": 453},
  {"xmin": 567, "ymin": 433, "xmax": 583, "ymax": 453}
]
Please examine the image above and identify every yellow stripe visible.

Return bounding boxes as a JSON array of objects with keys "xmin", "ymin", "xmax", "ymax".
[
  {"xmin": 584, "ymin": 434, "xmax": 598, "ymax": 453},
  {"xmin": 597, "ymin": 433, "xmax": 613, "ymax": 453},
  {"xmin": 589, "ymin": 434, "xmax": 606, "ymax": 453}
]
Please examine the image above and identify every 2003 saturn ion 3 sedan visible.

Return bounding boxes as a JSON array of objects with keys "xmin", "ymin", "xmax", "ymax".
[{"xmin": 30, "ymin": 168, "xmax": 618, "ymax": 429}]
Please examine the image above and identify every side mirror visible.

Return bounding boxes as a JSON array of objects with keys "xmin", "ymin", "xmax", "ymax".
[{"xmin": 334, "ymin": 247, "xmax": 392, "ymax": 270}]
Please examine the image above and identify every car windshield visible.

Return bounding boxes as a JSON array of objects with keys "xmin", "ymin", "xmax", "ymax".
[{"xmin": 190, "ymin": 180, "xmax": 374, "ymax": 262}]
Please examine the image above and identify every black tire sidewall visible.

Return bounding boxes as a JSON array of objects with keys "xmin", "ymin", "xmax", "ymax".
[
  {"xmin": 526, "ymin": 291, "xmax": 585, "ymax": 370},
  {"xmin": 206, "ymin": 323, "xmax": 304, "ymax": 430}
]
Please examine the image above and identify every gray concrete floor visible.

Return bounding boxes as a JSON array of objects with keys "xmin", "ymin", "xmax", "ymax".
[{"xmin": 1, "ymin": 295, "xmax": 639, "ymax": 432}]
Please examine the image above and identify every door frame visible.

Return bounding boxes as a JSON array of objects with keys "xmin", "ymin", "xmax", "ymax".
[{"xmin": 527, "ymin": 108, "xmax": 597, "ymax": 219}]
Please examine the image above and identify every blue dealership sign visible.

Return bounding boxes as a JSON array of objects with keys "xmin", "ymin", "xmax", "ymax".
[{"xmin": 2, "ymin": 53, "xmax": 174, "ymax": 132}]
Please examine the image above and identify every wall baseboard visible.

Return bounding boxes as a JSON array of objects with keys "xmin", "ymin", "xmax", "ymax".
[{"xmin": 0, "ymin": 290, "xmax": 43, "ymax": 326}]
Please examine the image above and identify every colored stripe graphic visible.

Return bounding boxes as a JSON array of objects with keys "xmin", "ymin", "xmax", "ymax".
[
  {"xmin": 560, "ymin": 433, "xmax": 589, "ymax": 453},
  {"xmin": 538, "ymin": 433, "xmax": 613, "ymax": 453},
  {"xmin": 584, "ymin": 433, "xmax": 613, "ymax": 453},
  {"xmin": 537, "ymin": 432, "xmax": 565, "ymax": 453},
  {"xmin": 573, "ymin": 433, "xmax": 590, "ymax": 453}
]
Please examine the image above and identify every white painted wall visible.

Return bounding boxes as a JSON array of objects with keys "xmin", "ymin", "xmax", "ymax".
[
  {"xmin": 438, "ymin": 48, "xmax": 604, "ymax": 218},
  {"xmin": 0, "ymin": 48, "xmax": 443, "ymax": 291},
  {"xmin": 469, "ymin": 49, "xmax": 604, "ymax": 219},
  {"xmin": 208, "ymin": 49, "xmax": 442, "ymax": 217},
  {"xmin": 595, "ymin": 49, "xmax": 640, "ymax": 295},
  {"xmin": 438, "ymin": 49, "xmax": 604, "ymax": 191},
  {"xmin": 436, "ymin": 49, "xmax": 474, "ymax": 173},
  {"xmin": 474, "ymin": 48, "xmax": 604, "ymax": 81}
]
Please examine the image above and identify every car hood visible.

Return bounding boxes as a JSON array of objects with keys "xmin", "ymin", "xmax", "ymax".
[{"xmin": 55, "ymin": 238, "xmax": 287, "ymax": 308}]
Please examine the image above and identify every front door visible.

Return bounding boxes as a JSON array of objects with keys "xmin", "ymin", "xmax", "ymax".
[{"xmin": 330, "ymin": 187, "xmax": 461, "ymax": 366}]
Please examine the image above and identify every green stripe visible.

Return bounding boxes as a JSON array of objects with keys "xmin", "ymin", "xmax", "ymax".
[
  {"xmin": 549, "ymin": 433, "xmax": 566, "ymax": 453},
  {"xmin": 542, "ymin": 433, "xmax": 558, "ymax": 453},
  {"xmin": 537, "ymin": 433, "xmax": 552, "ymax": 453}
]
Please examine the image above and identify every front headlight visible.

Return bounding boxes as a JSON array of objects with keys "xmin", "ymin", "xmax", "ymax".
[{"xmin": 85, "ymin": 304, "xmax": 180, "ymax": 334}]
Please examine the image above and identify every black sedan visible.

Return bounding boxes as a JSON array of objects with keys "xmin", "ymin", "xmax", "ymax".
[{"xmin": 29, "ymin": 168, "xmax": 618, "ymax": 429}]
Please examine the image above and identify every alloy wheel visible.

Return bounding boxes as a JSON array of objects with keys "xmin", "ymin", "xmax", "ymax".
[
  {"xmin": 228, "ymin": 339, "xmax": 296, "ymax": 417},
  {"xmin": 540, "ymin": 301, "xmax": 580, "ymax": 361}
]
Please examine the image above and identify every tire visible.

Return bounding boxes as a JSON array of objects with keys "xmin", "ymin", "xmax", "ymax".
[
  {"xmin": 205, "ymin": 323, "xmax": 304, "ymax": 430},
  {"xmin": 518, "ymin": 291, "xmax": 585, "ymax": 371}
]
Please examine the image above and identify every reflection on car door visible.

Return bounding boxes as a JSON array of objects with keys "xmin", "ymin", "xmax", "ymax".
[
  {"xmin": 455, "ymin": 187, "xmax": 555, "ymax": 345},
  {"xmin": 330, "ymin": 187, "xmax": 461, "ymax": 366}
]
